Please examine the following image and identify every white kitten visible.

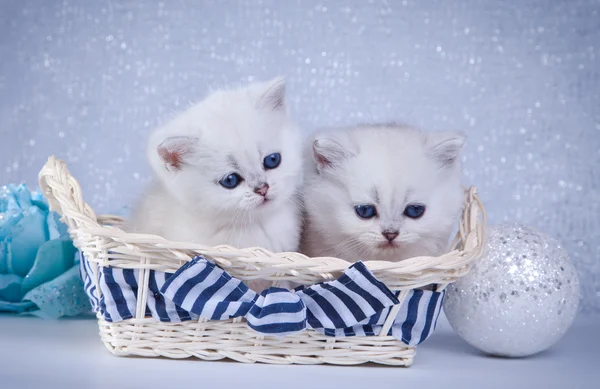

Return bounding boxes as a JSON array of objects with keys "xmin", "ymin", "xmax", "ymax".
[
  {"xmin": 301, "ymin": 124, "xmax": 466, "ymax": 262},
  {"xmin": 128, "ymin": 78, "xmax": 304, "ymax": 259}
]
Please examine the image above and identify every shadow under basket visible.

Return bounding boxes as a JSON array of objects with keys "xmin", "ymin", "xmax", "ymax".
[{"xmin": 39, "ymin": 156, "xmax": 486, "ymax": 366}]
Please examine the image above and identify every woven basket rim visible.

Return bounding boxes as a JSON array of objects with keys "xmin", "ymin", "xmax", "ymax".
[{"xmin": 38, "ymin": 155, "xmax": 487, "ymax": 289}]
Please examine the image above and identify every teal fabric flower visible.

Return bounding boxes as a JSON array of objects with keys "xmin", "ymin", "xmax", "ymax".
[{"xmin": 0, "ymin": 184, "xmax": 91, "ymax": 318}]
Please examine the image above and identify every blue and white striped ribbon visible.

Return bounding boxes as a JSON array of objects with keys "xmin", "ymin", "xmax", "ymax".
[
  {"xmin": 160, "ymin": 257, "xmax": 399, "ymax": 336},
  {"xmin": 78, "ymin": 251, "xmax": 99, "ymax": 311},
  {"xmin": 80, "ymin": 254, "xmax": 444, "ymax": 346}
]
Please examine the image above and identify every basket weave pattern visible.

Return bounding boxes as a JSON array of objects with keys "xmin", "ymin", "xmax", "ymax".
[{"xmin": 39, "ymin": 156, "xmax": 486, "ymax": 366}]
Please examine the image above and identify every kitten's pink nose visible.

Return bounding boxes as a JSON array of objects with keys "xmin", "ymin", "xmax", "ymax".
[
  {"xmin": 382, "ymin": 230, "xmax": 399, "ymax": 243},
  {"xmin": 254, "ymin": 183, "xmax": 269, "ymax": 197}
]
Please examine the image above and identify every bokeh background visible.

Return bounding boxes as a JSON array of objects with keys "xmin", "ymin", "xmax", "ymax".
[{"xmin": 1, "ymin": 0, "xmax": 598, "ymax": 313}]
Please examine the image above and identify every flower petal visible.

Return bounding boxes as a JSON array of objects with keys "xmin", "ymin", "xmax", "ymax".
[
  {"xmin": 15, "ymin": 184, "xmax": 33, "ymax": 209},
  {"xmin": 0, "ymin": 185, "xmax": 16, "ymax": 213},
  {"xmin": 20, "ymin": 238, "xmax": 76, "ymax": 295},
  {"xmin": 0, "ymin": 192, "xmax": 24, "ymax": 239},
  {"xmin": 46, "ymin": 211, "xmax": 68, "ymax": 240},
  {"xmin": 7, "ymin": 206, "xmax": 49, "ymax": 277},
  {"xmin": 0, "ymin": 238, "xmax": 9, "ymax": 274},
  {"xmin": 0, "ymin": 273, "xmax": 24, "ymax": 302},
  {"xmin": 0, "ymin": 300, "xmax": 36, "ymax": 313},
  {"xmin": 23, "ymin": 264, "xmax": 92, "ymax": 318},
  {"xmin": 31, "ymin": 190, "xmax": 49, "ymax": 212}
]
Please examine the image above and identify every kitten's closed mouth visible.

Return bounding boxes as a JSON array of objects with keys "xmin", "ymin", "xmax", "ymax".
[{"xmin": 378, "ymin": 242, "xmax": 399, "ymax": 250}]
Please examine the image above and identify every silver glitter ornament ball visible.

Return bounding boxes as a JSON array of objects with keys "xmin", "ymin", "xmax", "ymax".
[{"xmin": 444, "ymin": 224, "xmax": 580, "ymax": 357}]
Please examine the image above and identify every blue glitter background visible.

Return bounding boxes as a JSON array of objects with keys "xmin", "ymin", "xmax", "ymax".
[{"xmin": 0, "ymin": 0, "xmax": 598, "ymax": 312}]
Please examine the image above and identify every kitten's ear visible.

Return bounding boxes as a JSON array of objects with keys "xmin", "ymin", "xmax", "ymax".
[
  {"xmin": 312, "ymin": 136, "xmax": 353, "ymax": 173},
  {"xmin": 257, "ymin": 77, "xmax": 286, "ymax": 111},
  {"xmin": 157, "ymin": 136, "xmax": 199, "ymax": 171},
  {"xmin": 427, "ymin": 131, "xmax": 466, "ymax": 167}
]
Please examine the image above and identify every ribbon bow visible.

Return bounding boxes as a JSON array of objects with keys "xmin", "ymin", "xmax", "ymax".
[{"xmin": 160, "ymin": 256, "xmax": 399, "ymax": 337}]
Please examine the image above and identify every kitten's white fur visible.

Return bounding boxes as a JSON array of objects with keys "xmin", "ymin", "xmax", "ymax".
[
  {"xmin": 301, "ymin": 124, "xmax": 466, "ymax": 262},
  {"xmin": 128, "ymin": 78, "xmax": 303, "ymax": 256}
]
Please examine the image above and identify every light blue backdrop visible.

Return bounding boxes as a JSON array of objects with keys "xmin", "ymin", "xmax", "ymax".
[{"xmin": 1, "ymin": 0, "xmax": 598, "ymax": 312}]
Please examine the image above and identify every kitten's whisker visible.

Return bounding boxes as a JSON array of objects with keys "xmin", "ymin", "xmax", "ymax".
[
  {"xmin": 397, "ymin": 233, "xmax": 420, "ymax": 242},
  {"xmin": 289, "ymin": 197, "xmax": 308, "ymax": 212},
  {"xmin": 330, "ymin": 235, "xmax": 365, "ymax": 258},
  {"xmin": 329, "ymin": 238, "xmax": 354, "ymax": 257}
]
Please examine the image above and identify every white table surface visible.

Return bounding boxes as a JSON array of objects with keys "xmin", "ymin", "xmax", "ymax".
[{"xmin": 0, "ymin": 312, "xmax": 598, "ymax": 389}]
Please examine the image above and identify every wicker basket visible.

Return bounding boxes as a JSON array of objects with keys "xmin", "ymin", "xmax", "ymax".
[{"xmin": 38, "ymin": 156, "xmax": 486, "ymax": 366}]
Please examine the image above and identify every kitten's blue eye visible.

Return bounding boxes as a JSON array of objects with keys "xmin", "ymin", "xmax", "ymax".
[
  {"xmin": 354, "ymin": 204, "xmax": 377, "ymax": 219},
  {"xmin": 219, "ymin": 173, "xmax": 243, "ymax": 189},
  {"xmin": 404, "ymin": 204, "xmax": 426, "ymax": 219},
  {"xmin": 263, "ymin": 153, "xmax": 281, "ymax": 170}
]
